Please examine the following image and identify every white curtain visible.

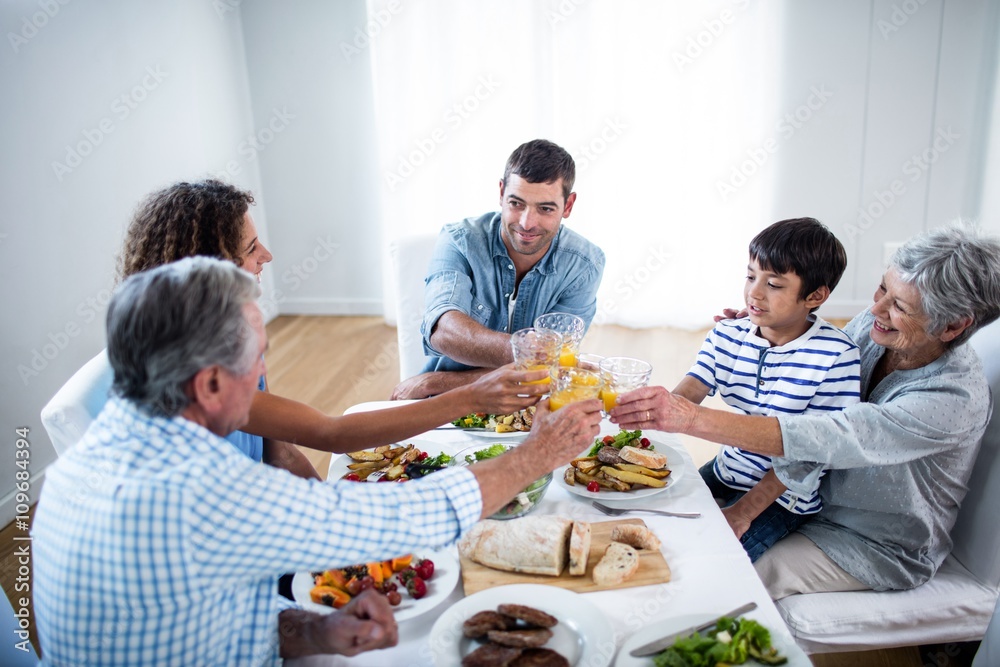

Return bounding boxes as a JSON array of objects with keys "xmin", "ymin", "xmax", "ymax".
[{"xmin": 369, "ymin": 0, "xmax": 785, "ymax": 329}]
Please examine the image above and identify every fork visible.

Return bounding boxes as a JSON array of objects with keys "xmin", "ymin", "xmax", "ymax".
[{"xmin": 592, "ymin": 500, "xmax": 701, "ymax": 519}]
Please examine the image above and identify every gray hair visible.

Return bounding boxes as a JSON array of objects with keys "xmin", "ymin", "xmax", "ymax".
[
  {"xmin": 107, "ymin": 256, "xmax": 262, "ymax": 417},
  {"xmin": 889, "ymin": 221, "xmax": 1000, "ymax": 347}
]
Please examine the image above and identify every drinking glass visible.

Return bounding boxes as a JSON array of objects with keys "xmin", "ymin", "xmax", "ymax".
[
  {"xmin": 549, "ymin": 367, "xmax": 602, "ymax": 411},
  {"xmin": 575, "ymin": 353, "xmax": 605, "ymax": 373},
  {"xmin": 599, "ymin": 357, "xmax": 653, "ymax": 413},
  {"xmin": 510, "ymin": 328, "xmax": 562, "ymax": 385},
  {"xmin": 534, "ymin": 312, "xmax": 586, "ymax": 367}
]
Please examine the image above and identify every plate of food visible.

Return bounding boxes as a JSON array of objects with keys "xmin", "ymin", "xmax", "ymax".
[
  {"xmin": 291, "ymin": 548, "xmax": 460, "ymax": 623},
  {"xmin": 326, "ymin": 439, "xmax": 457, "ymax": 483},
  {"xmin": 454, "ymin": 444, "xmax": 553, "ymax": 520},
  {"xmin": 558, "ymin": 432, "xmax": 686, "ymax": 501},
  {"xmin": 450, "ymin": 408, "xmax": 534, "ymax": 440},
  {"xmin": 429, "ymin": 583, "xmax": 615, "ymax": 667},
  {"xmin": 615, "ymin": 611, "xmax": 792, "ymax": 667}
]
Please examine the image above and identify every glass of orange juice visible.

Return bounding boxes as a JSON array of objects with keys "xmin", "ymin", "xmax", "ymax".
[
  {"xmin": 510, "ymin": 328, "xmax": 562, "ymax": 385},
  {"xmin": 549, "ymin": 367, "xmax": 602, "ymax": 411},
  {"xmin": 533, "ymin": 312, "xmax": 586, "ymax": 367},
  {"xmin": 599, "ymin": 357, "xmax": 653, "ymax": 413}
]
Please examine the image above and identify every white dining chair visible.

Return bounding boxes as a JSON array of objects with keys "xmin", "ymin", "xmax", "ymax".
[
  {"xmin": 775, "ymin": 318, "xmax": 1000, "ymax": 653},
  {"xmin": 40, "ymin": 349, "xmax": 113, "ymax": 456},
  {"xmin": 388, "ymin": 234, "xmax": 438, "ymax": 382}
]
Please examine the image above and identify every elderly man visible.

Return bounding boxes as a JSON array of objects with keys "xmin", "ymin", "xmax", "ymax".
[
  {"xmin": 393, "ymin": 138, "xmax": 606, "ymax": 399},
  {"xmin": 32, "ymin": 257, "xmax": 602, "ymax": 665}
]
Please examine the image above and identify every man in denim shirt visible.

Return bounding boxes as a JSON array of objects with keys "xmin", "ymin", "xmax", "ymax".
[{"xmin": 392, "ymin": 139, "xmax": 605, "ymax": 399}]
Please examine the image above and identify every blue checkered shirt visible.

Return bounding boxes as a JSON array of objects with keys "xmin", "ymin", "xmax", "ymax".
[{"xmin": 32, "ymin": 397, "xmax": 483, "ymax": 666}]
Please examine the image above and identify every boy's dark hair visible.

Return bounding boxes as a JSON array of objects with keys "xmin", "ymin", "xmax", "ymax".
[
  {"xmin": 749, "ymin": 217, "xmax": 847, "ymax": 305},
  {"xmin": 503, "ymin": 139, "xmax": 575, "ymax": 201}
]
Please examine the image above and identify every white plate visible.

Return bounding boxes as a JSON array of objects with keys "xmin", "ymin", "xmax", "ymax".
[
  {"xmin": 291, "ymin": 549, "xmax": 459, "ymax": 623},
  {"xmin": 429, "ymin": 584, "xmax": 615, "ymax": 667},
  {"xmin": 615, "ymin": 611, "xmax": 793, "ymax": 666},
  {"xmin": 452, "ymin": 428, "xmax": 530, "ymax": 441},
  {"xmin": 557, "ymin": 440, "xmax": 686, "ymax": 501},
  {"xmin": 326, "ymin": 438, "xmax": 457, "ymax": 482}
]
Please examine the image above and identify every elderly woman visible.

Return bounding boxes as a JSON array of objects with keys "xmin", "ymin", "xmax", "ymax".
[
  {"xmin": 118, "ymin": 179, "xmax": 549, "ymax": 479},
  {"xmin": 612, "ymin": 223, "xmax": 1000, "ymax": 596}
]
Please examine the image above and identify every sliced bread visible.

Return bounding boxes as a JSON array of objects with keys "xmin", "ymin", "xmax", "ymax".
[
  {"xmin": 610, "ymin": 523, "xmax": 661, "ymax": 551},
  {"xmin": 458, "ymin": 516, "xmax": 573, "ymax": 576},
  {"xmin": 568, "ymin": 521, "xmax": 592, "ymax": 576},
  {"xmin": 592, "ymin": 541, "xmax": 640, "ymax": 586}
]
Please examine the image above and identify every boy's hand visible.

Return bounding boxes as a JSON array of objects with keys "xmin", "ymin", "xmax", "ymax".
[{"xmin": 713, "ymin": 307, "xmax": 747, "ymax": 323}]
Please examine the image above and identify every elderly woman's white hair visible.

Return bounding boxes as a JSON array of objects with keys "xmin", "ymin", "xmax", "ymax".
[{"xmin": 889, "ymin": 221, "xmax": 1000, "ymax": 347}]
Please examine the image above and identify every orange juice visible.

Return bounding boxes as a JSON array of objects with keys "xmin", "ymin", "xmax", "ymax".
[
  {"xmin": 558, "ymin": 346, "xmax": 577, "ymax": 367},
  {"xmin": 549, "ymin": 386, "xmax": 599, "ymax": 410},
  {"xmin": 600, "ymin": 388, "xmax": 618, "ymax": 412},
  {"xmin": 521, "ymin": 363, "xmax": 552, "ymax": 385},
  {"xmin": 571, "ymin": 371, "xmax": 600, "ymax": 386}
]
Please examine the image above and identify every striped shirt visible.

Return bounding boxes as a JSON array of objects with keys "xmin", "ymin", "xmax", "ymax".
[
  {"xmin": 32, "ymin": 397, "xmax": 483, "ymax": 666},
  {"xmin": 688, "ymin": 316, "xmax": 861, "ymax": 514}
]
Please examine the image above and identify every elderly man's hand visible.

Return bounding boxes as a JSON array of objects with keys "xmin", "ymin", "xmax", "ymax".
[
  {"xmin": 609, "ymin": 386, "xmax": 698, "ymax": 434},
  {"xmin": 526, "ymin": 397, "xmax": 603, "ymax": 464},
  {"xmin": 279, "ymin": 590, "xmax": 398, "ymax": 659},
  {"xmin": 466, "ymin": 364, "xmax": 549, "ymax": 414}
]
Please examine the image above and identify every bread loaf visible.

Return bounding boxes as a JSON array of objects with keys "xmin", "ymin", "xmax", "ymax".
[
  {"xmin": 610, "ymin": 523, "xmax": 661, "ymax": 551},
  {"xmin": 459, "ymin": 516, "xmax": 573, "ymax": 576},
  {"xmin": 592, "ymin": 542, "xmax": 639, "ymax": 586},
  {"xmin": 618, "ymin": 445, "xmax": 667, "ymax": 469},
  {"xmin": 568, "ymin": 521, "xmax": 591, "ymax": 576}
]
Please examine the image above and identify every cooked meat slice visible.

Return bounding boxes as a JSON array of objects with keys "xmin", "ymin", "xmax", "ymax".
[
  {"xmin": 486, "ymin": 628, "xmax": 553, "ymax": 648},
  {"xmin": 462, "ymin": 643, "xmax": 522, "ymax": 667},
  {"xmin": 510, "ymin": 648, "xmax": 570, "ymax": 667},
  {"xmin": 463, "ymin": 610, "xmax": 515, "ymax": 638},
  {"xmin": 497, "ymin": 604, "xmax": 558, "ymax": 628},
  {"xmin": 597, "ymin": 445, "xmax": 623, "ymax": 465}
]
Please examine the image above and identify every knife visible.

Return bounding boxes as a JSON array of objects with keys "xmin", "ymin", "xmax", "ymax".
[{"xmin": 628, "ymin": 601, "xmax": 758, "ymax": 657}]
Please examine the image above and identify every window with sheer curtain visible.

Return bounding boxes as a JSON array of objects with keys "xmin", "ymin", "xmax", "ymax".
[{"xmin": 369, "ymin": 0, "xmax": 784, "ymax": 329}]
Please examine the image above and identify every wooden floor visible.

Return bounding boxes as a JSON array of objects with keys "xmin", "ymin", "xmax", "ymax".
[{"xmin": 2, "ymin": 315, "xmax": 950, "ymax": 665}]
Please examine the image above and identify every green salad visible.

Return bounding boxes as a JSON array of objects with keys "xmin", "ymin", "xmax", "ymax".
[
  {"xmin": 586, "ymin": 428, "xmax": 646, "ymax": 456},
  {"xmin": 652, "ymin": 616, "xmax": 787, "ymax": 667},
  {"xmin": 462, "ymin": 444, "xmax": 551, "ymax": 519}
]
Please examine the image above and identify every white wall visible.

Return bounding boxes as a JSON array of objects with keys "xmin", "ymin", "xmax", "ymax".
[
  {"xmin": 980, "ymin": 2, "xmax": 1000, "ymax": 237},
  {"xmin": 0, "ymin": 0, "xmax": 269, "ymax": 524},
  {"xmin": 237, "ymin": 0, "xmax": 384, "ymax": 318},
  {"xmin": 772, "ymin": 0, "xmax": 998, "ymax": 317}
]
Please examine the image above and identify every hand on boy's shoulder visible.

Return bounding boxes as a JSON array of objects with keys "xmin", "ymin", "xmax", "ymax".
[{"xmin": 713, "ymin": 308, "xmax": 747, "ymax": 323}]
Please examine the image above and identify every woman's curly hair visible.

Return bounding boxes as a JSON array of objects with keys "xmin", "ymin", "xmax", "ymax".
[{"xmin": 117, "ymin": 179, "xmax": 255, "ymax": 281}]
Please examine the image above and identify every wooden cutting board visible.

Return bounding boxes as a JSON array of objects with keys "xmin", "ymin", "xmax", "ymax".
[{"xmin": 460, "ymin": 518, "xmax": 671, "ymax": 595}]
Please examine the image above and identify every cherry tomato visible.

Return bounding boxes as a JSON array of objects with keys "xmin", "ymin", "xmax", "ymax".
[
  {"xmin": 417, "ymin": 451, "xmax": 429, "ymax": 461},
  {"xmin": 343, "ymin": 473, "xmax": 360, "ymax": 482},
  {"xmin": 602, "ymin": 435, "xmax": 615, "ymax": 445},
  {"xmin": 640, "ymin": 437, "xmax": 651, "ymax": 448},
  {"xmin": 586, "ymin": 481, "xmax": 600, "ymax": 493}
]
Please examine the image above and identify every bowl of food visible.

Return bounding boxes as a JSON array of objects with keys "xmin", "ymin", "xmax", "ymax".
[{"xmin": 458, "ymin": 444, "xmax": 553, "ymax": 520}]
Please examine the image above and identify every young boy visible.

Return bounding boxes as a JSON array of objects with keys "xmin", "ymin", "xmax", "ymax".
[{"xmin": 674, "ymin": 217, "xmax": 861, "ymax": 561}]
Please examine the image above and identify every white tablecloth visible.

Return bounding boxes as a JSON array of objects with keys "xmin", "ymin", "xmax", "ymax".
[{"xmin": 288, "ymin": 401, "xmax": 813, "ymax": 667}]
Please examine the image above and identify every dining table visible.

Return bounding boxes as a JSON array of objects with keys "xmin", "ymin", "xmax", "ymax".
[{"xmin": 287, "ymin": 400, "xmax": 814, "ymax": 667}]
